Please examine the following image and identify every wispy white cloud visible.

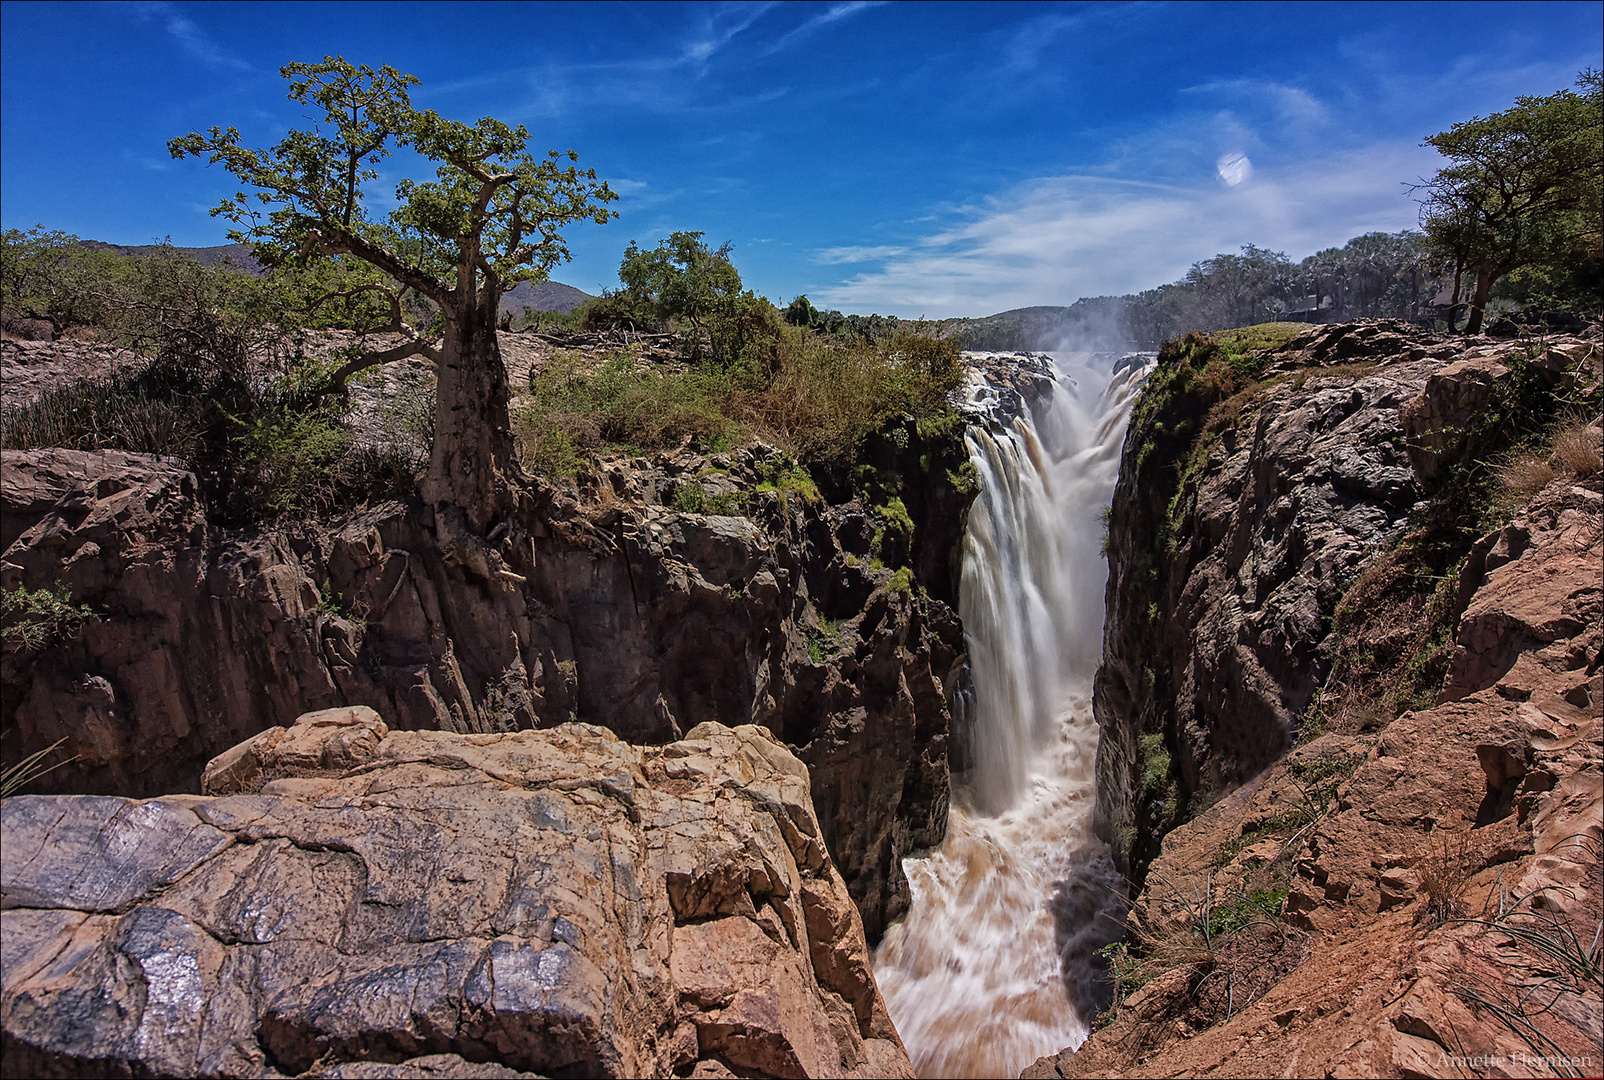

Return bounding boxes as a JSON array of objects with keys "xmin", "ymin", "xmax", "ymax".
[
  {"xmin": 1181, "ymin": 78, "xmax": 1332, "ymax": 130},
  {"xmin": 760, "ymin": 1, "xmax": 886, "ymax": 56},
  {"xmin": 813, "ymin": 244, "xmax": 909, "ymax": 264},
  {"xmin": 681, "ymin": 2, "xmax": 776, "ymax": 65},
  {"xmin": 128, "ymin": 1, "xmax": 251, "ymax": 71},
  {"xmin": 809, "ymin": 140, "xmax": 1438, "ymax": 317}
]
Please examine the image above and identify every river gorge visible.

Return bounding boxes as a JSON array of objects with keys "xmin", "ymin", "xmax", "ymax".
[{"xmin": 2, "ymin": 322, "xmax": 1600, "ymax": 1079}]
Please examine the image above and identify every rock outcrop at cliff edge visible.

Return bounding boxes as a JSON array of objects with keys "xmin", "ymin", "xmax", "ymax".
[
  {"xmin": 1028, "ymin": 467, "xmax": 1601, "ymax": 1080},
  {"xmin": 1095, "ymin": 322, "xmax": 1456, "ymax": 872},
  {"xmin": 0, "ymin": 430, "xmax": 968, "ymax": 940},
  {"xmin": 1093, "ymin": 322, "xmax": 1600, "ymax": 878},
  {"xmin": 1, "ymin": 711, "xmax": 914, "ymax": 1079}
]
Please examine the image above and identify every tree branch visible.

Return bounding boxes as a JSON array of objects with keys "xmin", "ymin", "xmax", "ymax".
[
  {"xmin": 314, "ymin": 226, "xmax": 450, "ymax": 307},
  {"xmin": 327, "ymin": 337, "xmax": 441, "ymax": 392},
  {"xmin": 311, "ymin": 282, "xmax": 407, "ymax": 333}
]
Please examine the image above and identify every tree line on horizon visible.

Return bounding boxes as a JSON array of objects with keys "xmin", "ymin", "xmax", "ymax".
[{"xmin": 947, "ymin": 68, "xmax": 1601, "ymax": 351}]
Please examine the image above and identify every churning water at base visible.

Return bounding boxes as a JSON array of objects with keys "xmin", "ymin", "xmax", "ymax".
[{"xmin": 873, "ymin": 354, "xmax": 1149, "ymax": 1080}]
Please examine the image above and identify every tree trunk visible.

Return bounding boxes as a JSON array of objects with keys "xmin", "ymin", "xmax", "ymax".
[
  {"xmin": 1464, "ymin": 264, "xmax": 1496, "ymax": 335},
  {"xmin": 422, "ymin": 298, "xmax": 519, "ymax": 532},
  {"xmin": 1447, "ymin": 258, "xmax": 1464, "ymax": 332}
]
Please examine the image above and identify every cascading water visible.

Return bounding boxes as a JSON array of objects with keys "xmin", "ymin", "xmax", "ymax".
[{"xmin": 873, "ymin": 352, "xmax": 1151, "ymax": 1080}]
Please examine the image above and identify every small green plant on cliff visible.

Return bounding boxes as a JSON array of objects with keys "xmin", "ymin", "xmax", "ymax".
[
  {"xmin": 1099, "ymin": 870, "xmax": 1302, "ymax": 1031},
  {"xmin": 669, "ymin": 480, "xmax": 746, "ymax": 516},
  {"xmin": 870, "ymin": 497, "xmax": 915, "ymax": 560},
  {"xmin": 1210, "ymin": 751, "xmax": 1363, "ymax": 868},
  {"xmin": 1, "ymin": 583, "xmax": 94, "ymax": 651},
  {"xmin": 946, "ymin": 460, "xmax": 979, "ymax": 496},
  {"xmin": 886, "ymin": 566, "xmax": 914, "ymax": 595},
  {"xmin": 753, "ymin": 457, "xmax": 820, "ymax": 502},
  {"xmin": 804, "ymin": 617, "xmax": 846, "ymax": 663}
]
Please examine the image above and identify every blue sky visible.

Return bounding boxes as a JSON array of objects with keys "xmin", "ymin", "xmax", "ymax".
[{"xmin": 2, "ymin": 1, "xmax": 1598, "ymax": 317}]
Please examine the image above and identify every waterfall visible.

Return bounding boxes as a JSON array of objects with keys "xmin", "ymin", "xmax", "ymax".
[{"xmin": 873, "ymin": 352, "xmax": 1150, "ymax": 1080}]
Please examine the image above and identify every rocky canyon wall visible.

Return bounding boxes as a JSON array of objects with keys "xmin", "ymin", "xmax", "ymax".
[
  {"xmin": 1, "ymin": 392, "xmax": 974, "ymax": 941},
  {"xmin": 1031, "ymin": 321, "xmax": 1602, "ymax": 1078}
]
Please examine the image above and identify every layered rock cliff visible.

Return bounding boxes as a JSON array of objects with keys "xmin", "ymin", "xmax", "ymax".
[
  {"xmin": 2, "ymin": 709, "xmax": 914, "ymax": 1078},
  {"xmin": 0, "ymin": 437, "xmax": 967, "ymax": 943},
  {"xmin": 1030, "ymin": 322, "xmax": 1602, "ymax": 1078},
  {"xmin": 0, "ymin": 335, "xmax": 976, "ymax": 941}
]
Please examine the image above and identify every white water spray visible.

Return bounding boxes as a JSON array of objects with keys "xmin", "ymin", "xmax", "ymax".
[{"xmin": 873, "ymin": 353, "xmax": 1149, "ymax": 1079}]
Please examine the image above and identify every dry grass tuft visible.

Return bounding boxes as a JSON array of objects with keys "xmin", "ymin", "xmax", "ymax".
[
  {"xmin": 1550, "ymin": 420, "xmax": 1602, "ymax": 479},
  {"xmin": 1500, "ymin": 454, "xmax": 1558, "ymax": 499},
  {"xmin": 1419, "ymin": 829, "xmax": 1480, "ymax": 924}
]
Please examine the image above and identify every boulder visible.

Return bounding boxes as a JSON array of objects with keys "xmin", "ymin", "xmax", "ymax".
[
  {"xmin": 1399, "ymin": 355, "xmax": 1509, "ymax": 482},
  {"xmin": 1, "ymin": 713, "xmax": 913, "ymax": 1079}
]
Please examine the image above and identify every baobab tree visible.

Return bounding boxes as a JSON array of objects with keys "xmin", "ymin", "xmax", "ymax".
[{"xmin": 170, "ymin": 57, "xmax": 617, "ymax": 531}]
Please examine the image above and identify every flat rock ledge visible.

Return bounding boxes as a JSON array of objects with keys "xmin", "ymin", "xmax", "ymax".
[{"xmin": 1, "ymin": 711, "xmax": 913, "ymax": 1079}]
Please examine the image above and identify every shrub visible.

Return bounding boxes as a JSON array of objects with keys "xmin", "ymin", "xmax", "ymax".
[
  {"xmin": 1, "ymin": 582, "xmax": 94, "ymax": 651},
  {"xmin": 1419, "ymin": 830, "xmax": 1480, "ymax": 923},
  {"xmin": 669, "ymin": 480, "xmax": 745, "ymax": 516},
  {"xmin": 517, "ymin": 322, "xmax": 966, "ymax": 477},
  {"xmin": 516, "ymin": 352, "xmax": 739, "ymax": 471},
  {"xmin": 0, "ymin": 376, "xmax": 207, "ymax": 458},
  {"xmin": 1499, "ymin": 453, "xmax": 1558, "ymax": 499}
]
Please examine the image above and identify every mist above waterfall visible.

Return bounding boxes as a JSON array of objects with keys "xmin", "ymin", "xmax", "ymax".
[{"xmin": 873, "ymin": 353, "xmax": 1149, "ymax": 1079}]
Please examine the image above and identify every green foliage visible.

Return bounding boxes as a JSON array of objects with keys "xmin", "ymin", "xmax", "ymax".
[
  {"xmin": 804, "ymin": 618, "xmax": 843, "ymax": 663},
  {"xmin": 2, "ymin": 340, "xmax": 418, "ymax": 521},
  {"xmin": 581, "ymin": 287, "xmax": 660, "ymax": 331},
  {"xmin": 753, "ymin": 457, "xmax": 820, "ymax": 502},
  {"xmin": 1, "ymin": 583, "xmax": 94, "ymax": 651},
  {"xmin": 1138, "ymin": 732, "xmax": 1173, "ymax": 797},
  {"xmin": 611, "ymin": 232, "xmax": 782, "ymax": 370},
  {"xmin": 0, "ymin": 229, "xmax": 298, "ymax": 366},
  {"xmin": 1417, "ymin": 69, "xmax": 1603, "ymax": 332},
  {"xmin": 516, "ymin": 351, "xmax": 741, "ymax": 472},
  {"xmin": 669, "ymin": 480, "xmax": 746, "ymax": 516},
  {"xmin": 1204, "ymin": 886, "xmax": 1290, "ymax": 938},
  {"xmin": 886, "ymin": 566, "xmax": 914, "ymax": 595},
  {"xmin": 168, "ymin": 57, "xmax": 619, "ymax": 517},
  {"xmin": 169, "ymin": 58, "xmax": 616, "ymax": 294},
  {"xmin": 524, "ymin": 300, "xmax": 964, "ymax": 478},
  {"xmin": 2, "ymin": 228, "xmax": 128, "ymax": 334},
  {"xmin": 1, "ymin": 374, "xmax": 207, "ymax": 458},
  {"xmin": 784, "ymin": 294, "xmax": 819, "ymax": 327},
  {"xmin": 619, "ymin": 232, "xmax": 743, "ymax": 331},
  {"xmin": 1093, "ymin": 940, "xmax": 1150, "ymax": 1028},
  {"xmin": 870, "ymin": 496, "xmax": 915, "ymax": 561},
  {"xmin": 946, "ymin": 460, "xmax": 979, "ymax": 495}
]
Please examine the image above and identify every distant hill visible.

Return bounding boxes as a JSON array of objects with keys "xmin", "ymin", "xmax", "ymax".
[
  {"xmin": 500, "ymin": 280, "xmax": 593, "ymax": 315},
  {"xmin": 938, "ymin": 297, "xmax": 1132, "ymax": 351},
  {"xmin": 82, "ymin": 241, "xmax": 593, "ymax": 314},
  {"xmin": 83, "ymin": 240, "xmax": 263, "ymax": 273}
]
